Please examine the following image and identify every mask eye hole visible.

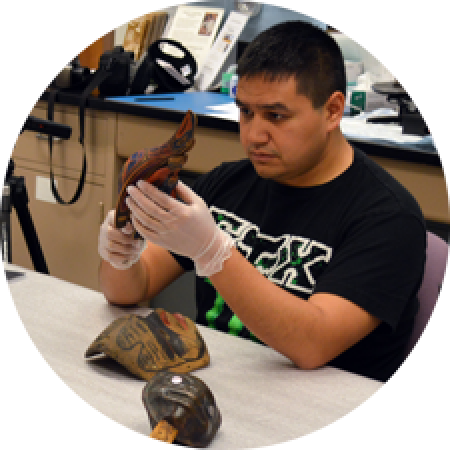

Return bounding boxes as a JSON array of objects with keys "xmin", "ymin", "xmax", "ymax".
[{"xmin": 173, "ymin": 313, "xmax": 189, "ymax": 330}]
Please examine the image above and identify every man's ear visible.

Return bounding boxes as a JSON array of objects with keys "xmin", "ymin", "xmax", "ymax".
[{"xmin": 324, "ymin": 91, "xmax": 346, "ymax": 132}]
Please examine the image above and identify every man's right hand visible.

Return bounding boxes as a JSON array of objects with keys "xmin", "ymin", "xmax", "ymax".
[{"xmin": 98, "ymin": 210, "xmax": 146, "ymax": 270}]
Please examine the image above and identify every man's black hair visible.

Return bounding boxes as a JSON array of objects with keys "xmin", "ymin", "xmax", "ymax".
[{"xmin": 237, "ymin": 21, "xmax": 347, "ymax": 109}]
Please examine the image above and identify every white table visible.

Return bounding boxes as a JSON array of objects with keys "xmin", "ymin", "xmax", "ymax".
[{"xmin": 4, "ymin": 264, "xmax": 382, "ymax": 448}]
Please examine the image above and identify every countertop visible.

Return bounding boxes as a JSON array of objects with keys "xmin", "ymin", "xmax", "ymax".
[{"xmin": 38, "ymin": 90, "xmax": 442, "ymax": 167}]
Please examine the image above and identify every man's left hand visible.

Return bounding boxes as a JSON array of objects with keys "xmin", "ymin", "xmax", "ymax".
[{"xmin": 126, "ymin": 180, "xmax": 234, "ymax": 277}]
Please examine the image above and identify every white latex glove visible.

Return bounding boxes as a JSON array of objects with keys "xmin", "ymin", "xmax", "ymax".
[
  {"xmin": 126, "ymin": 180, "xmax": 234, "ymax": 277},
  {"xmin": 98, "ymin": 209, "xmax": 146, "ymax": 270}
]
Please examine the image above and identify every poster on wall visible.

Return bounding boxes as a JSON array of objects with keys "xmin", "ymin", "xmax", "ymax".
[
  {"xmin": 164, "ymin": 5, "xmax": 225, "ymax": 71},
  {"xmin": 195, "ymin": 11, "xmax": 249, "ymax": 91}
]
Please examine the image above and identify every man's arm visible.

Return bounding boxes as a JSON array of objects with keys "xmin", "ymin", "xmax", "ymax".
[
  {"xmin": 99, "ymin": 242, "xmax": 185, "ymax": 306},
  {"xmin": 125, "ymin": 180, "xmax": 381, "ymax": 369},
  {"xmin": 209, "ymin": 247, "xmax": 381, "ymax": 370}
]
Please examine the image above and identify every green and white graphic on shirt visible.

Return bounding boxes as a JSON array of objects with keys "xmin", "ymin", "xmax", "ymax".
[
  {"xmin": 203, "ymin": 207, "xmax": 332, "ymax": 340},
  {"xmin": 211, "ymin": 206, "xmax": 333, "ymax": 294}
]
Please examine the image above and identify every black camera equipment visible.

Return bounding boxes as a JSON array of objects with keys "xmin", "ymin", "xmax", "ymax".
[
  {"xmin": 45, "ymin": 41, "xmax": 196, "ymax": 206},
  {"xmin": 2, "ymin": 116, "xmax": 72, "ymax": 274},
  {"xmin": 368, "ymin": 81, "xmax": 429, "ymax": 136}
]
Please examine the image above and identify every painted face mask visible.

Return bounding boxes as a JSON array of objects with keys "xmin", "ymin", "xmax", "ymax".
[
  {"xmin": 85, "ymin": 309, "xmax": 210, "ymax": 380},
  {"xmin": 114, "ymin": 109, "xmax": 197, "ymax": 237},
  {"xmin": 142, "ymin": 370, "xmax": 221, "ymax": 447}
]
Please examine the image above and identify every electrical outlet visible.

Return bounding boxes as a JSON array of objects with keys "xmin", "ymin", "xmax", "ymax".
[{"xmin": 36, "ymin": 176, "xmax": 57, "ymax": 204}]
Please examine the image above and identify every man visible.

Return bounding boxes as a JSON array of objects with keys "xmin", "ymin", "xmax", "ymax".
[{"xmin": 98, "ymin": 21, "xmax": 426, "ymax": 382}]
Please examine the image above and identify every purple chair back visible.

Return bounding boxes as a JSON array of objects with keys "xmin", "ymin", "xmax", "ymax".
[{"xmin": 404, "ymin": 231, "xmax": 449, "ymax": 358}]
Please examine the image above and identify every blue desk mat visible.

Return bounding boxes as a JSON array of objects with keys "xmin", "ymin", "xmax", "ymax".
[{"xmin": 106, "ymin": 92, "xmax": 235, "ymax": 116}]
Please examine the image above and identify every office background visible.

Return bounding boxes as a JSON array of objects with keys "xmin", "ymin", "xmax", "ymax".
[
  {"xmin": 8, "ymin": 7, "xmax": 444, "ymax": 442},
  {"xmin": 8, "ymin": 0, "xmax": 450, "ymax": 318},
  {"xmin": 114, "ymin": 1, "xmax": 395, "ymax": 90}
]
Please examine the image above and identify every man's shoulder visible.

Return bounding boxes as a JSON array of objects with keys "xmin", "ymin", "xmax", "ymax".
[
  {"xmin": 352, "ymin": 147, "xmax": 424, "ymax": 217},
  {"xmin": 353, "ymin": 147, "xmax": 404, "ymax": 192}
]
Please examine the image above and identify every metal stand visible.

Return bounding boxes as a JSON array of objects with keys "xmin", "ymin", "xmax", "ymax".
[
  {"xmin": 368, "ymin": 81, "xmax": 429, "ymax": 136},
  {"xmin": 1, "ymin": 115, "xmax": 72, "ymax": 275}
]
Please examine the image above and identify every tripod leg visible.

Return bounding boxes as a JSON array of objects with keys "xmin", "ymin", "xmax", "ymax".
[
  {"xmin": 1, "ymin": 184, "xmax": 12, "ymax": 263},
  {"xmin": 10, "ymin": 176, "xmax": 49, "ymax": 275}
]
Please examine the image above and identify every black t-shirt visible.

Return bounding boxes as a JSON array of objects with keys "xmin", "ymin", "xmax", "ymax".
[{"xmin": 172, "ymin": 148, "xmax": 426, "ymax": 382}]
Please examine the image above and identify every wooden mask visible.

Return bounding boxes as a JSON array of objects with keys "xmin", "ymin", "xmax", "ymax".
[{"xmin": 85, "ymin": 309, "xmax": 210, "ymax": 380}]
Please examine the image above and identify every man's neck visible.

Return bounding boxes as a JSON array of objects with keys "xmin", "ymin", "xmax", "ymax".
[{"xmin": 289, "ymin": 130, "xmax": 354, "ymax": 187}]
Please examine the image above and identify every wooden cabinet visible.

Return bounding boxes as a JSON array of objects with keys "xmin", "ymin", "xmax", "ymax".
[
  {"xmin": 8, "ymin": 100, "xmax": 448, "ymax": 293},
  {"xmin": 10, "ymin": 103, "xmax": 245, "ymax": 293},
  {"xmin": 10, "ymin": 165, "xmax": 106, "ymax": 290},
  {"xmin": 10, "ymin": 102, "xmax": 118, "ymax": 291},
  {"xmin": 370, "ymin": 155, "xmax": 449, "ymax": 225}
]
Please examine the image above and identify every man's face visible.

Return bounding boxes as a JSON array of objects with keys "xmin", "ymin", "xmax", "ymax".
[{"xmin": 236, "ymin": 75, "xmax": 333, "ymax": 187}]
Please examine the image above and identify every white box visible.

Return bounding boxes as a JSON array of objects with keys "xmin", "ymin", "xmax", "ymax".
[
  {"xmin": 345, "ymin": 61, "xmax": 364, "ymax": 84},
  {"xmin": 36, "ymin": 176, "xmax": 57, "ymax": 204}
]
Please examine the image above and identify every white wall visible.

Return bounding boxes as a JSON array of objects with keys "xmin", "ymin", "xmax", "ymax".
[{"xmin": 332, "ymin": 33, "xmax": 395, "ymax": 82}]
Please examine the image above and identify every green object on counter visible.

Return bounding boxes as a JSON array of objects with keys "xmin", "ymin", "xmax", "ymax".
[
  {"xmin": 221, "ymin": 72, "xmax": 233, "ymax": 94},
  {"xmin": 350, "ymin": 91, "xmax": 366, "ymax": 116}
]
